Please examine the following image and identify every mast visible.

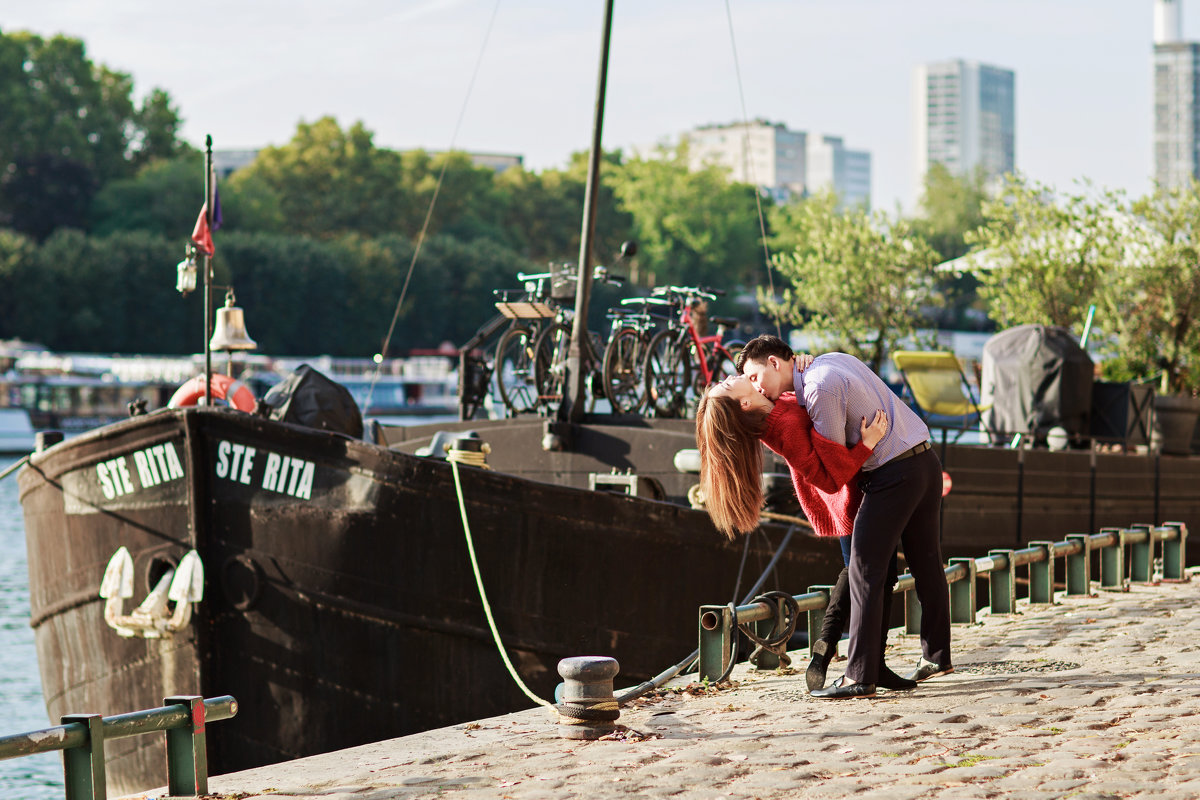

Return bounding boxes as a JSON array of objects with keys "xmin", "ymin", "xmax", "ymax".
[
  {"xmin": 203, "ymin": 135, "xmax": 214, "ymax": 405},
  {"xmin": 560, "ymin": 0, "xmax": 614, "ymax": 425}
]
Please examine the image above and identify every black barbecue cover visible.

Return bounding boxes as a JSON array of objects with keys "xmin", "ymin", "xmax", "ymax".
[
  {"xmin": 262, "ymin": 364, "xmax": 363, "ymax": 438},
  {"xmin": 980, "ymin": 324, "xmax": 1093, "ymax": 442}
]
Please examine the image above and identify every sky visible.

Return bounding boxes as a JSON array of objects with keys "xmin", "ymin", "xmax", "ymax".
[{"xmin": 2, "ymin": 0, "xmax": 1186, "ymax": 213}]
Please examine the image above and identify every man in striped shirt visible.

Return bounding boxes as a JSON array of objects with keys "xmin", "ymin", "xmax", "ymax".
[{"xmin": 739, "ymin": 335, "xmax": 952, "ymax": 699}]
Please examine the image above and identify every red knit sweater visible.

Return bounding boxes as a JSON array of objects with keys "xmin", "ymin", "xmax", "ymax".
[{"xmin": 758, "ymin": 393, "xmax": 872, "ymax": 538}]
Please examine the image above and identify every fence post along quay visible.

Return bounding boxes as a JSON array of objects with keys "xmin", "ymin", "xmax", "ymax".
[
  {"xmin": 0, "ymin": 695, "xmax": 237, "ymax": 800},
  {"xmin": 697, "ymin": 523, "xmax": 1188, "ymax": 682}
]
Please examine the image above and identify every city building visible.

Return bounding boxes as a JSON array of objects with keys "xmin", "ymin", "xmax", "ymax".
[
  {"xmin": 1153, "ymin": 0, "xmax": 1200, "ymax": 189},
  {"xmin": 912, "ymin": 59, "xmax": 1015, "ymax": 199},
  {"xmin": 681, "ymin": 120, "xmax": 871, "ymax": 207}
]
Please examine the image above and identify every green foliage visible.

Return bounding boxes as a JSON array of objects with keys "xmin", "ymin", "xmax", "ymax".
[
  {"xmin": 967, "ymin": 176, "xmax": 1122, "ymax": 332},
  {"xmin": 765, "ymin": 191, "xmax": 940, "ymax": 372},
  {"xmin": 231, "ymin": 117, "xmax": 406, "ymax": 239},
  {"xmin": 90, "ymin": 155, "xmax": 206, "ymax": 238},
  {"xmin": 1101, "ymin": 183, "xmax": 1200, "ymax": 394},
  {"xmin": 0, "ymin": 29, "xmax": 185, "ymax": 239},
  {"xmin": 609, "ymin": 145, "xmax": 764, "ymax": 289},
  {"xmin": 914, "ymin": 163, "xmax": 989, "ymax": 263},
  {"xmin": 912, "ymin": 164, "xmax": 991, "ymax": 330}
]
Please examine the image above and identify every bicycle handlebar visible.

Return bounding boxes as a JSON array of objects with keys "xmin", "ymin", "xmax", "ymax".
[{"xmin": 650, "ymin": 285, "xmax": 725, "ymax": 301}]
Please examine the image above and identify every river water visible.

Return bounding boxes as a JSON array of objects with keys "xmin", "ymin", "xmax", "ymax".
[{"xmin": 0, "ymin": 455, "xmax": 61, "ymax": 799}]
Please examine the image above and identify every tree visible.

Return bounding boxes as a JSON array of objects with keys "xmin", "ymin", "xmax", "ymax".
[
  {"xmin": 912, "ymin": 164, "xmax": 991, "ymax": 330},
  {"xmin": 1100, "ymin": 183, "xmax": 1200, "ymax": 394},
  {"xmin": 90, "ymin": 154, "xmax": 205, "ymax": 238},
  {"xmin": 230, "ymin": 117, "xmax": 407, "ymax": 239},
  {"xmin": 765, "ymin": 191, "xmax": 940, "ymax": 372},
  {"xmin": 609, "ymin": 146, "xmax": 763, "ymax": 289},
  {"xmin": 0, "ymin": 30, "xmax": 185, "ymax": 238},
  {"xmin": 967, "ymin": 176, "xmax": 1121, "ymax": 332}
]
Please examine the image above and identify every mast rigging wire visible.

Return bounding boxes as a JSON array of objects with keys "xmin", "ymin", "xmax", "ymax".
[
  {"xmin": 723, "ymin": 0, "xmax": 782, "ymax": 339},
  {"xmin": 364, "ymin": 0, "xmax": 503, "ymax": 412}
]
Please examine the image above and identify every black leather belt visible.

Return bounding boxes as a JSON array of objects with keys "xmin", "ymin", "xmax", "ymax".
[{"xmin": 890, "ymin": 440, "xmax": 931, "ymax": 463}]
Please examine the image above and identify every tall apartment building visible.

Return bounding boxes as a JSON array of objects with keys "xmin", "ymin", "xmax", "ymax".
[
  {"xmin": 912, "ymin": 59, "xmax": 1015, "ymax": 199},
  {"xmin": 1154, "ymin": 0, "xmax": 1200, "ymax": 189},
  {"xmin": 683, "ymin": 120, "xmax": 871, "ymax": 208}
]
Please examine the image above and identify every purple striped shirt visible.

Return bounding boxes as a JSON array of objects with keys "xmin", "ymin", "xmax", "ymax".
[{"xmin": 793, "ymin": 352, "xmax": 929, "ymax": 471}]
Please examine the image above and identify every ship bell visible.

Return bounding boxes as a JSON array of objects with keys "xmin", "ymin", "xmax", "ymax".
[{"xmin": 210, "ymin": 289, "xmax": 258, "ymax": 352}]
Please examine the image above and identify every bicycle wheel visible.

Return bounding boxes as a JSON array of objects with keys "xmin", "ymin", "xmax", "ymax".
[
  {"xmin": 494, "ymin": 325, "xmax": 539, "ymax": 414},
  {"xmin": 534, "ymin": 321, "xmax": 572, "ymax": 404},
  {"xmin": 645, "ymin": 329, "xmax": 691, "ymax": 418},
  {"xmin": 703, "ymin": 348, "xmax": 737, "ymax": 391},
  {"xmin": 602, "ymin": 326, "xmax": 648, "ymax": 413}
]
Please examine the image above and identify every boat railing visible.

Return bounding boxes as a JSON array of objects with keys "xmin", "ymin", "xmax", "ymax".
[
  {"xmin": 0, "ymin": 695, "xmax": 237, "ymax": 800},
  {"xmin": 696, "ymin": 522, "xmax": 1188, "ymax": 681}
]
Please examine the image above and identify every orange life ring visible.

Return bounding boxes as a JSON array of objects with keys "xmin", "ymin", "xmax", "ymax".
[{"xmin": 168, "ymin": 373, "xmax": 257, "ymax": 412}]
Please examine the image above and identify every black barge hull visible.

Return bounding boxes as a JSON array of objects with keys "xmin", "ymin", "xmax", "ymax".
[{"xmin": 17, "ymin": 407, "xmax": 839, "ymax": 795}]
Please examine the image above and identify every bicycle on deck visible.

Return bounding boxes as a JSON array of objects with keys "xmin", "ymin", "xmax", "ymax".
[{"xmin": 644, "ymin": 285, "xmax": 744, "ymax": 418}]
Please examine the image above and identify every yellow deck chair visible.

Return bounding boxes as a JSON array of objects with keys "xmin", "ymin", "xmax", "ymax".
[{"xmin": 891, "ymin": 351, "xmax": 993, "ymax": 441}]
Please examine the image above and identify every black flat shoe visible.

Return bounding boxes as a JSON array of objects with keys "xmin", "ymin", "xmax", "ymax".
[
  {"xmin": 906, "ymin": 658, "xmax": 954, "ymax": 683},
  {"xmin": 810, "ymin": 681, "xmax": 876, "ymax": 699},
  {"xmin": 877, "ymin": 667, "xmax": 918, "ymax": 691}
]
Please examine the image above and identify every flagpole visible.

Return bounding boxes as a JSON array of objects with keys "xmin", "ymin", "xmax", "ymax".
[{"xmin": 203, "ymin": 135, "xmax": 213, "ymax": 406}]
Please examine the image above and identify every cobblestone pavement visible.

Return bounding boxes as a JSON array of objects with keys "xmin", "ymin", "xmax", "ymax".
[{"xmin": 135, "ymin": 575, "xmax": 1200, "ymax": 800}]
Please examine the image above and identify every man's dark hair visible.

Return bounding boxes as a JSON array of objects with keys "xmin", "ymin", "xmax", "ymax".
[{"xmin": 735, "ymin": 334, "xmax": 794, "ymax": 372}]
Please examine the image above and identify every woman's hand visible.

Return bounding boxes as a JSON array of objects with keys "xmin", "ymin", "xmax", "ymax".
[
  {"xmin": 796, "ymin": 353, "xmax": 815, "ymax": 371},
  {"xmin": 860, "ymin": 410, "xmax": 888, "ymax": 450}
]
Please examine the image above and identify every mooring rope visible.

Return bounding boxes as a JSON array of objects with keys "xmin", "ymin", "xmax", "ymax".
[
  {"xmin": 449, "ymin": 458, "xmax": 552, "ymax": 708},
  {"xmin": 0, "ymin": 455, "xmax": 29, "ymax": 482}
]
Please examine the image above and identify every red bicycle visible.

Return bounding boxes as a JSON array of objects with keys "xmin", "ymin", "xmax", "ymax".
[{"xmin": 644, "ymin": 285, "xmax": 744, "ymax": 418}]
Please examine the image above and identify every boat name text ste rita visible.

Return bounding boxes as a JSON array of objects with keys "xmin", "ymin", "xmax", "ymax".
[
  {"xmin": 95, "ymin": 440, "xmax": 316, "ymax": 501},
  {"xmin": 215, "ymin": 440, "xmax": 316, "ymax": 499},
  {"xmin": 97, "ymin": 443, "xmax": 186, "ymax": 499}
]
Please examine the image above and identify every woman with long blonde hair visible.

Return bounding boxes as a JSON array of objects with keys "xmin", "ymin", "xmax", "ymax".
[{"xmin": 696, "ymin": 374, "xmax": 885, "ymax": 539}]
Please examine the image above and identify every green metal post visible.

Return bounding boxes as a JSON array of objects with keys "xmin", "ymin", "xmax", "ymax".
[
  {"xmin": 1098, "ymin": 528, "xmax": 1128, "ymax": 592},
  {"xmin": 1162, "ymin": 522, "xmax": 1188, "ymax": 582},
  {"xmin": 698, "ymin": 605, "xmax": 733, "ymax": 682},
  {"xmin": 949, "ymin": 558, "xmax": 977, "ymax": 623},
  {"xmin": 1065, "ymin": 534, "xmax": 1092, "ymax": 596},
  {"xmin": 61, "ymin": 714, "xmax": 104, "ymax": 800},
  {"xmin": 988, "ymin": 550, "xmax": 1016, "ymax": 614},
  {"xmin": 165, "ymin": 695, "xmax": 207, "ymax": 797},
  {"xmin": 1027, "ymin": 541, "xmax": 1056, "ymax": 604},
  {"xmin": 750, "ymin": 615, "xmax": 781, "ymax": 670},
  {"xmin": 805, "ymin": 585, "xmax": 832, "ymax": 656},
  {"xmin": 1129, "ymin": 523, "xmax": 1155, "ymax": 584},
  {"xmin": 904, "ymin": 583, "xmax": 922, "ymax": 634}
]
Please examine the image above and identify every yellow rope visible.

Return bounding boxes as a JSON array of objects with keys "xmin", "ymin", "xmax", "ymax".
[{"xmin": 450, "ymin": 459, "xmax": 551, "ymax": 707}]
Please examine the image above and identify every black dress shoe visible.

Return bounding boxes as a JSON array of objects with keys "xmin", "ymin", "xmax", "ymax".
[
  {"xmin": 877, "ymin": 666, "xmax": 918, "ymax": 691},
  {"xmin": 906, "ymin": 658, "xmax": 954, "ymax": 683},
  {"xmin": 806, "ymin": 641, "xmax": 834, "ymax": 691},
  {"xmin": 810, "ymin": 681, "xmax": 876, "ymax": 699}
]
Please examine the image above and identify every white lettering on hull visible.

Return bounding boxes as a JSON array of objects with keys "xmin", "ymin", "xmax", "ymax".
[{"xmin": 96, "ymin": 442, "xmax": 185, "ymax": 500}]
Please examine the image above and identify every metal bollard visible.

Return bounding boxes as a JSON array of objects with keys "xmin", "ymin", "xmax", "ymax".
[
  {"xmin": 1028, "ymin": 541, "xmax": 1056, "ymax": 604},
  {"xmin": 1162, "ymin": 522, "xmax": 1189, "ymax": 582},
  {"xmin": 1099, "ymin": 528, "xmax": 1129, "ymax": 592},
  {"xmin": 556, "ymin": 657, "xmax": 620, "ymax": 740},
  {"xmin": 949, "ymin": 557, "xmax": 977, "ymax": 624},
  {"xmin": 988, "ymin": 550, "xmax": 1016, "ymax": 614},
  {"xmin": 1066, "ymin": 534, "xmax": 1092, "ymax": 596},
  {"xmin": 1129, "ymin": 523, "xmax": 1156, "ymax": 584}
]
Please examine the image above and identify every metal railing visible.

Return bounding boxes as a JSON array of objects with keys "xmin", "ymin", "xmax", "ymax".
[
  {"xmin": 0, "ymin": 695, "xmax": 237, "ymax": 800},
  {"xmin": 698, "ymin": 522, "xmax": 1188, "ymax": 681}
]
